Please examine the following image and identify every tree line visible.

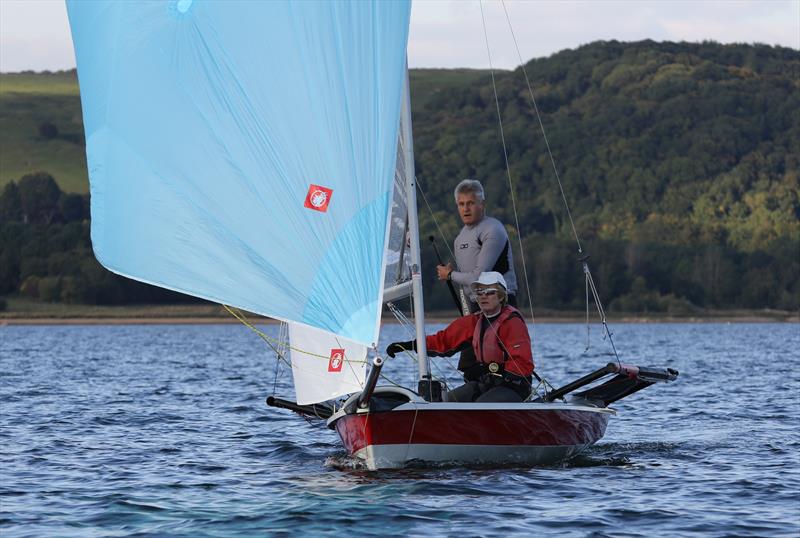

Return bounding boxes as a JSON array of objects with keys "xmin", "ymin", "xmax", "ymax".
[
  {"xmin": 0, "ymin": 172, "xmax": 197, "ymax": 307},
  {"xmin": 413, "ymin": 40, "xmax": 799, "ymax": 312},
  {"xmin": 0, "ymin": 40, "xmax": 798, "ymax": 313}
]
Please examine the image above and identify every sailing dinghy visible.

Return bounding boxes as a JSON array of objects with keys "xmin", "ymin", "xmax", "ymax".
[{"xmin": 67, "ymin": 0, "xmax": 678, "ymax": 470}]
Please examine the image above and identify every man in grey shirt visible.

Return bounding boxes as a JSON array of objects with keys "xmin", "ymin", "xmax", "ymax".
[{"xmin": 436, "ymin": 179, "xmax": 518, "ymax": 314}]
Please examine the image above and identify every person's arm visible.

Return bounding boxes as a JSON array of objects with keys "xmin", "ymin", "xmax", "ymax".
[
  {"xmin": 425, "ymin": 315, "xmax": 475, "ymax": 357},
  {"xmin": 497, "ymin": 315, "xmax": 533, "ymax": 376},
  {"xmin": 386, "ymin": 315, "xmax": 476, "ymax": 358},
  {"xmin": 449, "ymin": 220, "xmax": 508, "ymax": 287}
]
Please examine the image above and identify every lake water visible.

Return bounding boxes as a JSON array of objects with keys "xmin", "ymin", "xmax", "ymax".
[{"xmin": 1, "ymin": 322, "xmax": 798, "ymax": 536}]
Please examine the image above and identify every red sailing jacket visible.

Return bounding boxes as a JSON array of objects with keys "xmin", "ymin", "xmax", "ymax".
[{"xmin": 425, "ymin": 306, "xmax": 534, "ymax": 377}]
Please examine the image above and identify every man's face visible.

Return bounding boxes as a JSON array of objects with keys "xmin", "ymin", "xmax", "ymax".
[{"xmin": 456, "ymin": 192, "xmax": 485, "ymax": 226}]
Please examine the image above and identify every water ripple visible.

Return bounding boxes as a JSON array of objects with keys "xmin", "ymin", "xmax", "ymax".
[{"xmin": 1, "ymin": 323, "xmax": 798, "ymax": 537}]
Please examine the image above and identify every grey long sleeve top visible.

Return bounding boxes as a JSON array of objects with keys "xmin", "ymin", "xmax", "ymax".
[{"xmin": 451, "ymin": 215, "xmax": 518, "ymax": 297}]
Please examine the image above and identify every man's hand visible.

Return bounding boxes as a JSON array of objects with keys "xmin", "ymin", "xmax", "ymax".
[{"xmin": 436, "ymin": 263, "xmax": 453, "ymax": 281}]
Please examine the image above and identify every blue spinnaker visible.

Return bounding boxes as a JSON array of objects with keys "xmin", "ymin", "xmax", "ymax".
[{"xmin": 66, "ymin": 0, "xmax": 412, "ymax": 346}]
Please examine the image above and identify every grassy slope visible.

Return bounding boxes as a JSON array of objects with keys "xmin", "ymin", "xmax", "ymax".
[
  {"xmin": 0, "ymin": 71, "xmax": 88, "ymax": 193},
  {"xmin": 0, "ymin": 69, "xmax": 490, "ymax": 194}
]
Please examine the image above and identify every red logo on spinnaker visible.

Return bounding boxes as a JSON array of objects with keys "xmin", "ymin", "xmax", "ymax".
[
  {"xmin": 304, "ymin": 184, "xmax": 333, "ymax": 212},
  {"xmin": 328, "ymin": 349, "xmax": 345, "ymax": 372}
]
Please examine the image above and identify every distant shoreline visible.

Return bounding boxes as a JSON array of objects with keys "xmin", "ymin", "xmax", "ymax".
[
  {"xmin": 2, "ymin": 312, "xmax": 797, "ymax": 326},
  {"xmin": 2, "ymin": 299, "xmax": 796, "ymax": 325}
]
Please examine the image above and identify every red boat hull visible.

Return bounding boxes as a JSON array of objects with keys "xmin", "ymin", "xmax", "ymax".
[{"xmin": 330, "ymin": 402, "xmax": 612, "ymax": 469}]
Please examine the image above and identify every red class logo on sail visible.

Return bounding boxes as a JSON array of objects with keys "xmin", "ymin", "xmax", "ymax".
[
  {"xmin": 304, "ymin": 184, "xmax": 333, "ymax": 212},
  {"xmin": 328, "ymin": 348, "xmax": 345, "ymax": 372}
]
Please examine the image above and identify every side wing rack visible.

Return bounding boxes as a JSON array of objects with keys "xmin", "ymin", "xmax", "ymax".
[
  {"xmin": 266, "ymin": 395, "xmax": 333, "ymax": 419},
  {"xmin": 543, "ymin": 362, "xmax": 679, "ymax": 407}
]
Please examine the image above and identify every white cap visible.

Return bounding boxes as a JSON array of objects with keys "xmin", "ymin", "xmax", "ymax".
[{"xmin": 470, "ymin": 271, "xmax": 507, "ymax": 292}]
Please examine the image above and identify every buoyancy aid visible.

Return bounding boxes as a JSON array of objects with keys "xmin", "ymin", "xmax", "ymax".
[{"xmin": 471, "ymin": 306, "xmax": 523, "ymax": 368}]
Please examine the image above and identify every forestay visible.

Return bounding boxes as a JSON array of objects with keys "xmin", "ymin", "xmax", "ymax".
[{"xmin": 66, "ymin": 0, "xmax": 412, "ymax": 346}]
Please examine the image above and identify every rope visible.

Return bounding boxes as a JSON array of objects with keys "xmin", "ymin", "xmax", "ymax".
[
  {"xmin": 584, "ymin": 264, "xmax": 622, "ymax": 366},
  {"xmin": 417, "ymin": 176, "xmax": 456, "ymax": 260},
  {"xmin": 386, "ymin": 301, "xmax": 456, "ymax": 392},
  {"xmin": 272, "ymin": 321, "xmax": 287, "ymax": 394},
  {"xmin": 498, "ymin": 0, "xmax": 622, "ymax": 364},
  {"xmin": 404, "ymin": 403, "xmax": 421, "ymax": 462},
  {"xmin": 224, "ymin": 305, "xmax": 292, "ymax": 364},
  {"xmin": 479, "ymin": 0, "xmax": 545, "ymax": 387},
  {"xmin": 585, "ymin": 273, "xmax": 591, "ymax": 352},
  {"xmin": 478, "ymin": 1, "xmax": 536, "ymax": 326},
  {"xmin": 223, "ymin": 305, "xmax": 381, "ymax": 393},
  {"xmin": 224, "ymin": 305, "xmax": 359, "ymax": 364},
  {"xmin": 499, "ymin": 0, "xmax": 582, "ymax": 254}
]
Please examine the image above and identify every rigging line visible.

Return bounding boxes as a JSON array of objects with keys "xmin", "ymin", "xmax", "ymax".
[
  {"xmin": 387, "ymin": 301, "xmax": 424, "ymax": 387},
  {"xmin": 404, "ymin": 403, "xmax": 421, "ymax": 462},
  {"xmin": 416, "ymin": 175, "xmax": 456, "ymax": 261},
  {"xmin": 335, "ymin": 334, "xmax": 367, "ymax": 390},
  {"xmin": 583, "ymin": 264, "xmax": 622, "ymax": 366},
  {"xmin": 585, "ymin": 272, "xmax": 591, "ymax": 352},
  {"xmin": 224, "ymin": 305, "xmax": 290, "ymax": 364},
  {"xmin": 479, "ymin": 1, "xmax": 536, "ymax": 329},
  {"xmin": 394, "ymin": 300, "xmax": 460, "ymax": 383},
  {"xmin": 225, "ymin": 306, "xmax": 372, "ymax": 393},
  {"xmin": 500, "ymin": 0, "xmax": 582, "ymax": 254},
  {"xmin": 388, "ymin": 301, "xmax": 457, "ymax": 389},
  {"xmin": 479, "ymin": 0, "xmax": 538, "ymax": 365},
  {"xmin": 272, "ymin": 321, "xmax": 287, "ymax": 394},
  {"xmin": 387, "ymin": 301, "xmax": 424, "ymax": 371},
  {"xmin": 224, "ymin": 305, "xmax": 358, "ymax": 363},
  {"xmin": 410, "ymin": 278, "xmax": 435, "ymax": 380},
  {"xmin": 500, "ymin": 0, "xmax": 626, "ymax": 366}
]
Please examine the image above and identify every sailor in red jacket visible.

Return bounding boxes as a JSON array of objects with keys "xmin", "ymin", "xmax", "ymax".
[{"xmin": 386, "ymin": 272, "xmax": 534, "ymax": 402}]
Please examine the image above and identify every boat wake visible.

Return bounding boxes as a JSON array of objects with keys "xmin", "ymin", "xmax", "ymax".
[
  {"xmin": 323, "ymin": 441, "xmax": 682, "ymax": 471},
  {"xmin": 566, "ymin": 441, "xmax": 682, "ymax": 467},
  {"xmin": 324, "ymin": 454, "xmax": 371, "ymax": 471}
]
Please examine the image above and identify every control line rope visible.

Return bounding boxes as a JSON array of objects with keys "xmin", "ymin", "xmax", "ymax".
[
  {"xmin": 387, "ymin": 301, "xmax": 457, "ymax": 392},
  {"xmin": 226, "ymin": 304, "xmax": 414, "ymax": 395},
  {"xmin": 224, "ymin": 305, "xmax": 357, "ymax": 363},
  {"xmin": 479, "ymin": 0, "xmax": 536, "ymax": 330},
  {"xmin": 500, "ymin": 0, "xmax": 582, "ymax": 254},
  {"xmin": 417, "ymin": 177, "xmax": 456, "ymax": 261},
  {"xmin": 497, "ymin": 0, "xmax": 622, "ymax": 363}
]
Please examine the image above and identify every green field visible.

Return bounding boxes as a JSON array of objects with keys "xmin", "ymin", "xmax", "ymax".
[
  {"xmin": 0, "ymin": 69, "xmax": 490, "ymax": 195},
  {"xmin": 0, "ymin": 71, "xmax": 88, "ymax": 193}
]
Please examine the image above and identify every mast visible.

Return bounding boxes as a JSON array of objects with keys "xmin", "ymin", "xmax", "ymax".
[{"xmin": 400, "ymin": 64, "xmax": 430, "ymax": 381}]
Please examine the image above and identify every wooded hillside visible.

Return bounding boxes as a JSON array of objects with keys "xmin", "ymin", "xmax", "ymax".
[{"xmin": 1, "ymin": 41, "xmax": 798, "ymax": 313}]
